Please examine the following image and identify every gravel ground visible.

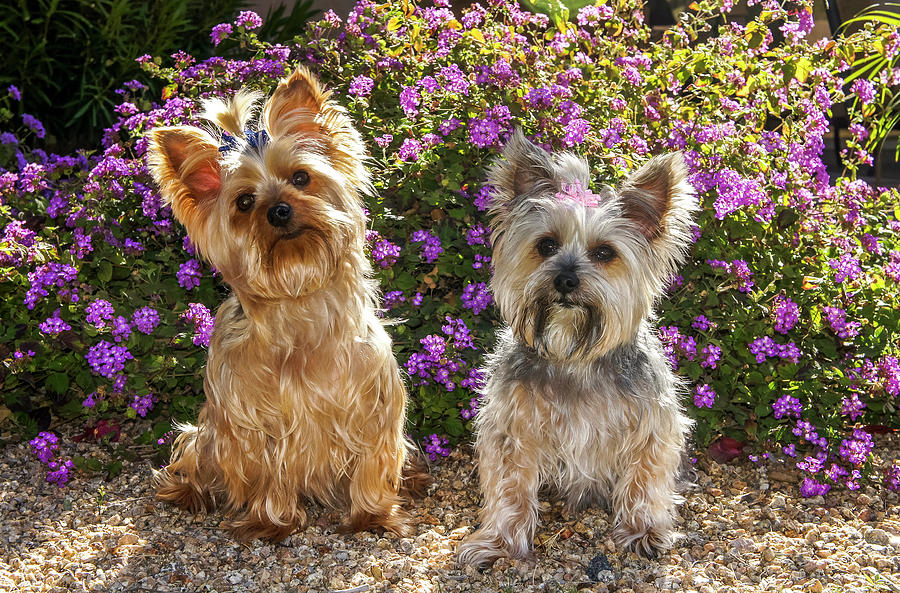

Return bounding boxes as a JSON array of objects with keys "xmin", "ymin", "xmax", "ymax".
[{"xmin": 1, "ymin": 426, "xmax": 899, "ymax": 593}]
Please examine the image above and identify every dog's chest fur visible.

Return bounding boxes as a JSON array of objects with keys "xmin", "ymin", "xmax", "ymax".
[
  {"xmin": 480, "ymin": 323, "xmax": 682, "ymax": 491},
  {"xmin": 204, "ymin": 293, "xmax": 381, "ymax": 433}
]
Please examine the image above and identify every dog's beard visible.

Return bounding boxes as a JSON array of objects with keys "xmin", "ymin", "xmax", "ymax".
[{"xmin": 512, "ymin": 293, "xmax": 602, "ymax": 361}]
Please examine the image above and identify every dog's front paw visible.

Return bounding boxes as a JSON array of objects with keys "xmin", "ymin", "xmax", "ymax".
[
  {"xmin": 153, "ymin": 468, "xmax": 213, "ymax": 514},
  {"xmin": 614, "ymin": 525, "xmax": 675, "ymax": 559},
  {"xmin": 457, "ymin": 530, "xmax": 510, "ymax": 568}
]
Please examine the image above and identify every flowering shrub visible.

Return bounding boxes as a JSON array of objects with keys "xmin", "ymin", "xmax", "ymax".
[{"xmin": 2, "ymin": 1, "xmax": 899, "ymax": 494}]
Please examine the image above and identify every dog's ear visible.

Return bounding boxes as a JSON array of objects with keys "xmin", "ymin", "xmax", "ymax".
[
  {"xmin": 262, "ymin": 66, "xmax": 369, "ymax": 190},
  {"xmin": 263, "ymin": 66, "xmax": 331, "ymax": 138},
  {"xmin": 488, "ymin": 130, "xmax": 557, "ymax": 209},
  {"xmin": 618, "ymin": 152, "xmax": 695, "ymax": 242},
  {"xmin": 147, "ymin": 127, "xmax": 222, "ymax": 232}
]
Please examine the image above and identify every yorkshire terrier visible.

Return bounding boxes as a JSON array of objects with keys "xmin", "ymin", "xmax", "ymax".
[
  {"xmin": 457, "ymin": 131, "xmax": 697, "ymax": 567},
  {"xmin": 147, "ymin": 67, "xmax": 422, "ymax": 541}
]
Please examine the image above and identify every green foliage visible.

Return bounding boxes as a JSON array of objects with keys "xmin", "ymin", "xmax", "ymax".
[
  {"xmin": 0, "ymin": 0, "xmax": 245, "ymax": 149},
  {"xmin": 840, "ymin": 3, "xmax": 900, "ymax": 163}
]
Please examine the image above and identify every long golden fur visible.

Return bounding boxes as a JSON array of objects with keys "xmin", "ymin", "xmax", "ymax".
[
  {"xmin": 146, "ymin": 67, "xmax": 422, "ymax": 541},
  {"xmin": 458, "ymin": 131, "xmax": 697, "ymax": 567}
]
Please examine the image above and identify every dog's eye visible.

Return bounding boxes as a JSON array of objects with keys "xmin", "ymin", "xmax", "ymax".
[
  {"xmin": 536, "ymin": 237, "xmax": 560, "ymax": 258},
  {"xmin": 291, "ymin": 170, "xmax": 310, "ymax": 188},
  {"xmin": 236, "ymin": 193, "xmax": 255, "ymax": 212},
  {"xmin": 589, "ymin": 245, "xmax": 616, "ymax": 263}
]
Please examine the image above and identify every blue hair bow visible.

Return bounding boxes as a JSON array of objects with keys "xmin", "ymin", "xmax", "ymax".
[{"xmin": 219, "ymin": 129, "xmax": 269, "ymax": 154}]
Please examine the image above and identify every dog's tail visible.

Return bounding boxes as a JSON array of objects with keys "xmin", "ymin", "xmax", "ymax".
[{"xmin": 400, "ymin": 442, "xmax": 430, "ymax": 497}]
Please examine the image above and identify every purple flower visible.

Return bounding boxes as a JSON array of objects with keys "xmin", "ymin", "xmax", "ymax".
[
  {"xmin": 621, "ymin": 65, "xmax": 643, "ymax": 86},
  {"xmin": 442, "ymin": 316, "xmax": 475, "ymax": 350},
  {"xmin": 692, "ymin": 315, "xmax": 710, "ymax": 331},
  {"xmin": 849, "ymin": 123, "xmax": 869, "ymax": 142},
  {"xmin": 180, "ymin": 303, "xmax": 215, "ymax": 347},
  {"xmin": 410, "ymin": 229, "xmax": 443, "ymax": 262},
  {"xmin": 461, "ymin": 282, "xmax": 492, "ymax": 315},
  {"xmin": 399, "ymin": 86, "xmax": 420, "ymax": 118},
  {"xmin": 780, "ymin": 7, "xmax": 814, "ymax": 42},
  {"xmin": 132, "ymin": 307, "xmax": 160, "ymax": 335},
  {"xmin": 693, "ymin": 384, "xmax": 716, "ymax": 408},
  {"xmin": 850, "ymin": 79, "xmax": 875, "ymax": 104},
  {"xmin": 773, "ymin": 394, "xmax": 802, "ymax": 419},
  {"xmin": 800, "ymin": 477, "xmax": 830, "ymax": 498},
  {"xmin": 439, "ymin": 118, "xmax": 463, "ymax": 135},
  {"xmin": 822, "ymin": 306, "xmax": 861, "ymax": 339},
  {"xmin": 562, "ymin": 118, "xmax": 591, "ymax": 147},
  {"xmin": 39, "ymin": 309, "xmax": 71, "ymax": 336},
  {"xmin": 708, "ymin": 259, "xmax": 754, "ymax": 292},
  {"xmin": 111, "ymin": 316, "xmax": 131, "ymax": 343},
  {"xmin": 423, "ymin": 434, "xmax": 451, "ymax": 461},
  {"xmin": 374, "ymin": 133, "xmax": 393, "ymax": 147},
  {"xmin": 22, "ymin": 114, "xmax": 46, "ymax": 139},
  {"xmin": 886, "ymin": 251, "xmax": 900, "ymax": 283},
  {"xmin": 234, "ymin": 10, "xmax": 262, "ymax": 30},
  {"xmin": 839, "ymin": 429, "xmax": 873, "ymax": 465},
  {"xmin": 383, "ymin": 290, "xmax": 405, "ymax": 309},
  {"xmin": 371, "ymin": 237, "xmax": 401, "ymax": 268},
  {"xmin": 460, "ymin": 395, "xmax": 481, "ymax": 420},
  {"xmin": 772, "ymin": 295, "xmax": 799, "ymax": 334},
  {"xmin": 748, "ymin": 336, "xmax": 800, "ymax": 364},
  {"xmin": 399, "ymin": 138, "xmax": 423, "ymax": 161},
  {"xmin": 46, "ymin": 459, "xmax": 74, "ymax": 487},
  {"xmin": 461, "ymin": 367, "xmax": 484, "ymax": 391},
  {"xmin": 878, "ymin": 356, "xmax": 900, "ymax": 396},
  {"xmin": 30, "ymin": 431, "xmax": 59, "ymax": 464},
  {"xmin": 322, "ymin": 9, "xmax": 342, "ymax": 27},
  {"xmin": 211, "ymin": 23, "xmax": 233, "ymax": 46},
  {"xmin": 885, "ymin": 463, "xmax": 900, "ymax": 491},
  {"xmin": 85, "ymin": 340, "xmax": 133, "ymax": 380},
  {"xmin": 348, "ymin": 75, "xmax": 375, "ymax": 97},
  {"xmin": 24, "ymin": 262, "xmax": 77, "ymax": 309},
  {"xmin": 577, "ymin": 4, "xmax": 614, "ymax": 25},
  {"xmin": 731, "ymin": 260, "xmax": 754, "ymax": 292},
  {"xmin": 828, "ymin": 254, "xmax": 862, "ymax": 284},
  {"xmin": 438, "ymin": 63, "xmax": 470, "ymax": 96},
  {"xmin": 793, "ymin": 420, "xmax": 825, "ymax": 447},
  {"xmin": 472, "ymin": 254, "xmax": 491, "ymax": 269},
  {"xmin": 8, "ymin": 85, "xmax": 21, "ymax": 101},
  {"xmin": 468, "ymin": 105, "xmax": 511, "ymax": 149},
  {"xmin": 840, "ymin": 393, "xmax": 866, "ymax": 420},
  {"xmin": 83, "ymin": 392, "xmax": 98, "ymax": 408},
  {"xmin": 130, "ymin": 392, "xmax": 156, "ymax": 417},
  {"xmin": 85, "ymin": 299, "xmax": 115, "ymax": 329},
  {"xmin": 473, "ymin": 186, "xmax": 492, "ymax": 211},
  {"xmin": 700, "ymin": 344, "xmax": 721, "ymax": 369},
  {"xmin": 177, "ymin": 259, "xmax": 202, "ymax": 290},
  {"xmin": 465, "ymin": 223, "xmax": 489, "ymax": 246}
]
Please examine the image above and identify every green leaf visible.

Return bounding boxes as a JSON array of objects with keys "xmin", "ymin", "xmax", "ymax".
[
  {"xmin": 97, "ymin": 260, "xmax": 113, "ymax": 283},
  {"xmin": 47, "ymin": 372, "xmax": 70, "ymax": 395}
]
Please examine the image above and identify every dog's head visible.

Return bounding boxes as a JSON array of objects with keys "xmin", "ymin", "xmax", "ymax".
[
  {"xmin": 488, "ymin": 131, "xmax": 697, "ymax": 362},
  {"xmin": 147, "ymin": 67, "xmax": 370, "ymax": 299}
]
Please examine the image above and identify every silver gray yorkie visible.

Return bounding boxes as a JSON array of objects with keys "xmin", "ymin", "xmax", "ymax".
[{"xmin": 457, "ymin": 131, "xmax": 698, "ymax": 567}]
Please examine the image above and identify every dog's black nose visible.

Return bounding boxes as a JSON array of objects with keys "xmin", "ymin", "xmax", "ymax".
[
  {"xmin": 554, "ymin": 270, "xmax": 580, "ymax": 294},
  {"xmin": 267, "ymin": 202, "xmax": 293, "ymax": 227}
]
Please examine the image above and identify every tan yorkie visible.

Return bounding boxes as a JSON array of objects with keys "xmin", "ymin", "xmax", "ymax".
[
  {"xmin": 458, "ymin": 132, "xmax": 697, "ymax": 566},
  {"xmin": 147, "ymin": 67, "xmax": 422, "ymax": 541}
]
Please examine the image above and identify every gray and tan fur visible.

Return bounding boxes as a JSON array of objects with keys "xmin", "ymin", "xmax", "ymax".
[{"xmin": 457, "ymin": 131, "xmax": 698, "ymax": 567}]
